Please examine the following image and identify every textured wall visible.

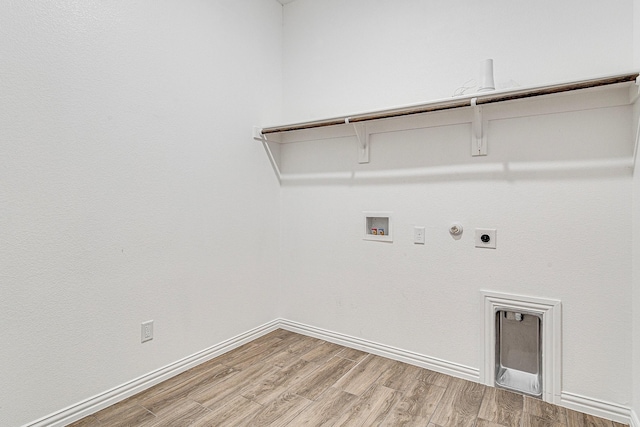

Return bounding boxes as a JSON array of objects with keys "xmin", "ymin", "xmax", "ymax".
[
  {"xmin": 282, "ymin": 0, "xmax": 634, "ymax": 124},
  {"xmin": 2, "ymin": 1, "xmax": 638, "ymax": 425},
  {"xmin": 0, "ymin": 1, "xmax": 282, "ymax": 426},
  {"xmin": 633, "ymin": 101, "xmax": 640, "ymax": 425},
  {"xmin": 280, "ymin": 0, "xmax": 635, "ymax": 409},
  {"xmin": 632, "ymin": 0, "xmax": 640, "ymax": 422},
  {"xmin": 279, "ymin": 103, "xmax": 633, "ymax": 405},
  {"xmin": 636, "ymin": 0, "xmax": 640, "ymax": 70}
]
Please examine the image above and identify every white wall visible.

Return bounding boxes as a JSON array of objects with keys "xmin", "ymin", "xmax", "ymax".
[
  {"xmin": 633, "ymin": 100, "xmax": 640, "ymax": 425},
  {"xmin": 632, "ymin": 0, "xmax": 640, "ymax": 422},
  {"xmin": 2, "ymin": 1, "xmax": 637, "ymax": 425},
  {"xmin": 282, "ymin": 0, "xmax": 634, "ymax": 124},
  {"xmin": 636, "ymin": 0, "xmax": 640, "ymax": 70},
  {"xmin": 0, "ymin": 1, "xmax": 282, "ymax": 426},
  {"xmin": 280, "ymin": 0, "xmax": 635, "ymax": 409}
]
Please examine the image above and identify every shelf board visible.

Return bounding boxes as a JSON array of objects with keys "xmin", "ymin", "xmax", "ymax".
[{"xmin": 259, "ymin": 72, "xmax": 639, "ymax": 136}]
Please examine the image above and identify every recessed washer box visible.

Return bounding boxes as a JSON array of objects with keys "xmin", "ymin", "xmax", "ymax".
[{"xmin": 363, "ymin": 212, "xmax": 393, "ymax": 242}]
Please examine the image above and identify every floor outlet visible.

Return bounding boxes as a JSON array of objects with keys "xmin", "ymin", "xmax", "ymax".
[
  {"xmin": 414, "ymin": 226, "xmax": 425, "ymax": 244},
  {"xmin": 141, "ymin": 320, "xmax": 154, "ymax": 343}
]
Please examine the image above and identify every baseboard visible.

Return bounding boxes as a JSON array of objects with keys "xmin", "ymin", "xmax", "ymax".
[
  {"xmin": 277, "ymin": 318, "xmax": 480, "ymax": 382},
  {"xmin": 560, "ymin": 392, "xmax": 631, "ymax": 425},
  {"xmin": 24, "ymin": 318, "xmax": 634, "ymax": 427},
  {"xmin": 631, "ymin": 408, "xmax": 640, "ymax": 427},
  {"xmin": 23, "ymin": 319, "xmax": 280, "ymax": 427},
  {"xmin": 283, "ymin": 319, "xmax": 636, "ymax": 425}
]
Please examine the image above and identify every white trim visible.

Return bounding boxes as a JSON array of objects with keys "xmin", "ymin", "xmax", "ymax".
[
  {"xmin": 25, "ymin": 317, "xmax": 636, "ymax": 427},
  {"xmin": 22, "ymin": 319, "xmax": 281, "ymax": 427},
  {"xmin": 277, "ymin": 318, "xmax": 479, "ymax": 382},
  {"xmin": 481, "ymin": 291, "xmax": 562, "ymax": 404},
  {"xmin": 560, "ymin": 392, "xmax": 632, "ymax": 425},
  {"xmin": 630, "ymin": 408, "xmax": 640, "ymax": 427},
  {"xmin": 279, "ymin": 318, "xmax": 633, "ymax": 425}
]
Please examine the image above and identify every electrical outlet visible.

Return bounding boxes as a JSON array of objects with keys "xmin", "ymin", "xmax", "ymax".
[
  {"xmin": 141, "ymin": 320, "xmax": 153, "ymax": 343},
  {"xmin": 413, "ymin": 226, "xmax": 425, "ymax": 244},
  {"xmin": 475, "ymin": 228, "xmax": 497, "ymax": 249}
]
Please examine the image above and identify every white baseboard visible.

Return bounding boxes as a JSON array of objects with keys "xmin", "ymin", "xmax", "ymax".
[
  {"xmin": 281, "ymin": 319, "xmax": 635, "ymax": 426},
  {"xmin": 277, "ymin": 318, "xmax": 480, "ymax": 382},
  {"xmin": 631, "ymin": 408, "xmax": 640, "ymax": 427},
  {"xmin": 560, "ymin": 392, "xmax": 631, "ymax": 425},
  {"xmin": 24, "ymin": 318, "xmax": 635, "ymax": 427},
  {"xmin": 23, "ymin": 319, "xmax": 280, "ymax": 427}
]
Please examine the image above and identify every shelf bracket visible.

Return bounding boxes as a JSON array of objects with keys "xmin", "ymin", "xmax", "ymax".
[
  {"xmin": 349, "ymin": 120, "xmax": 370, "ymax": 163},
  {"xmin": 631, "ymin": 75, "xmax": 640, "ymax": 104},
  {"xmin": 252, "ymin": 126, "xmax": 265, "ymax": 142},
  {"xmin": 253, "ymin": 126, "xmax": 282, "ymax": 183},
  {"xmin": 471, "ymin": 98, "xmax": 487, "ymax": 156}
]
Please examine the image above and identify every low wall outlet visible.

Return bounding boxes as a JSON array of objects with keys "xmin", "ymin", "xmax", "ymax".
[
  {"xmin": 414, "ymin": 226, "xmax": 425, "ymax": 244},
  {"xmin": 141, "ymin": 320, "xmax": 154, "ymax": 343}
]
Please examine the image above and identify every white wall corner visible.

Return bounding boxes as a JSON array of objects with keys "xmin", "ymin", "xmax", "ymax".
[{"xmin": 634, "ymin": 55, "xmax": 640, "ymax": 427}]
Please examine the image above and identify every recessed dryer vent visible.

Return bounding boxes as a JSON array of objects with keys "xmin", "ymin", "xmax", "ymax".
[
  {"xmin": 495, "ymin": 310, "xmax": 542, "ymax": 398},
  {"xmin": 481, "ymin": 291, "xmax": 561, "ymax": 404}
]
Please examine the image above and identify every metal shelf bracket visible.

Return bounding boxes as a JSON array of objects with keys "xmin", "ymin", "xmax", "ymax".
[{"xmin": 253, "ymin": 126, "xmax": 282, "ymax": 183}]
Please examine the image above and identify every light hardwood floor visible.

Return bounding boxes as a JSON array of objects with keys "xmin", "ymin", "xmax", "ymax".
[{"xmin": 69, "ymin": 330, "xmax": 627, "ymax": 427}]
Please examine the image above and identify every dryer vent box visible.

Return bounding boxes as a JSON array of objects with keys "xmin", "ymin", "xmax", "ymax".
[{"xmin": 495, "ymin": 310, "xmax": 542, "ymax": 398}]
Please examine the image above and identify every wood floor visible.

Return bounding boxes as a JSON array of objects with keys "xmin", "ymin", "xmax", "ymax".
[{"xmin": 69, "ymin": 329, "xmax": 627, "ymax": 427}]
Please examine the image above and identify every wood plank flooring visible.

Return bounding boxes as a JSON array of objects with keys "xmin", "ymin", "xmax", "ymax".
[{"xmin": 69, "ymin": 330, "xmax": 627, "ymax": 427}]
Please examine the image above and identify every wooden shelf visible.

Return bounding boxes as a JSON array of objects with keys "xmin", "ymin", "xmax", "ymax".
[
  {"xmin": 254, "ymin": 71, "xmax": 639, "ymax": 171},
  {"xmin": 258, "ymin": 72, "xmax": 639, "ymax": 136}
]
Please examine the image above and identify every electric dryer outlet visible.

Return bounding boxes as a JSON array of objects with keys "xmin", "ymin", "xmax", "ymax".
[{"xmin": 475, "ymin": 228, "xmax": 497, "ymax": 249}]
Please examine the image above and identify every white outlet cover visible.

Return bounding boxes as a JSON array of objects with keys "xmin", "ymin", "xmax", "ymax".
[
  {"xmin": 475, "ymin": 228, "xmax": 497, "ymax": 249},
  {"xmin": 141, "ymin": 320, "xmax": 154, "ymax": 343},
  {"xmin": 414, "ymin": 226, "xmax": 425, "ymax": 244}
]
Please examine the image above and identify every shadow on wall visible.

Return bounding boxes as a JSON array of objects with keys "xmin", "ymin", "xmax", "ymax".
[{"xmin": 276, "ymin": 159, "xmax": 633, "ymax": 187}]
